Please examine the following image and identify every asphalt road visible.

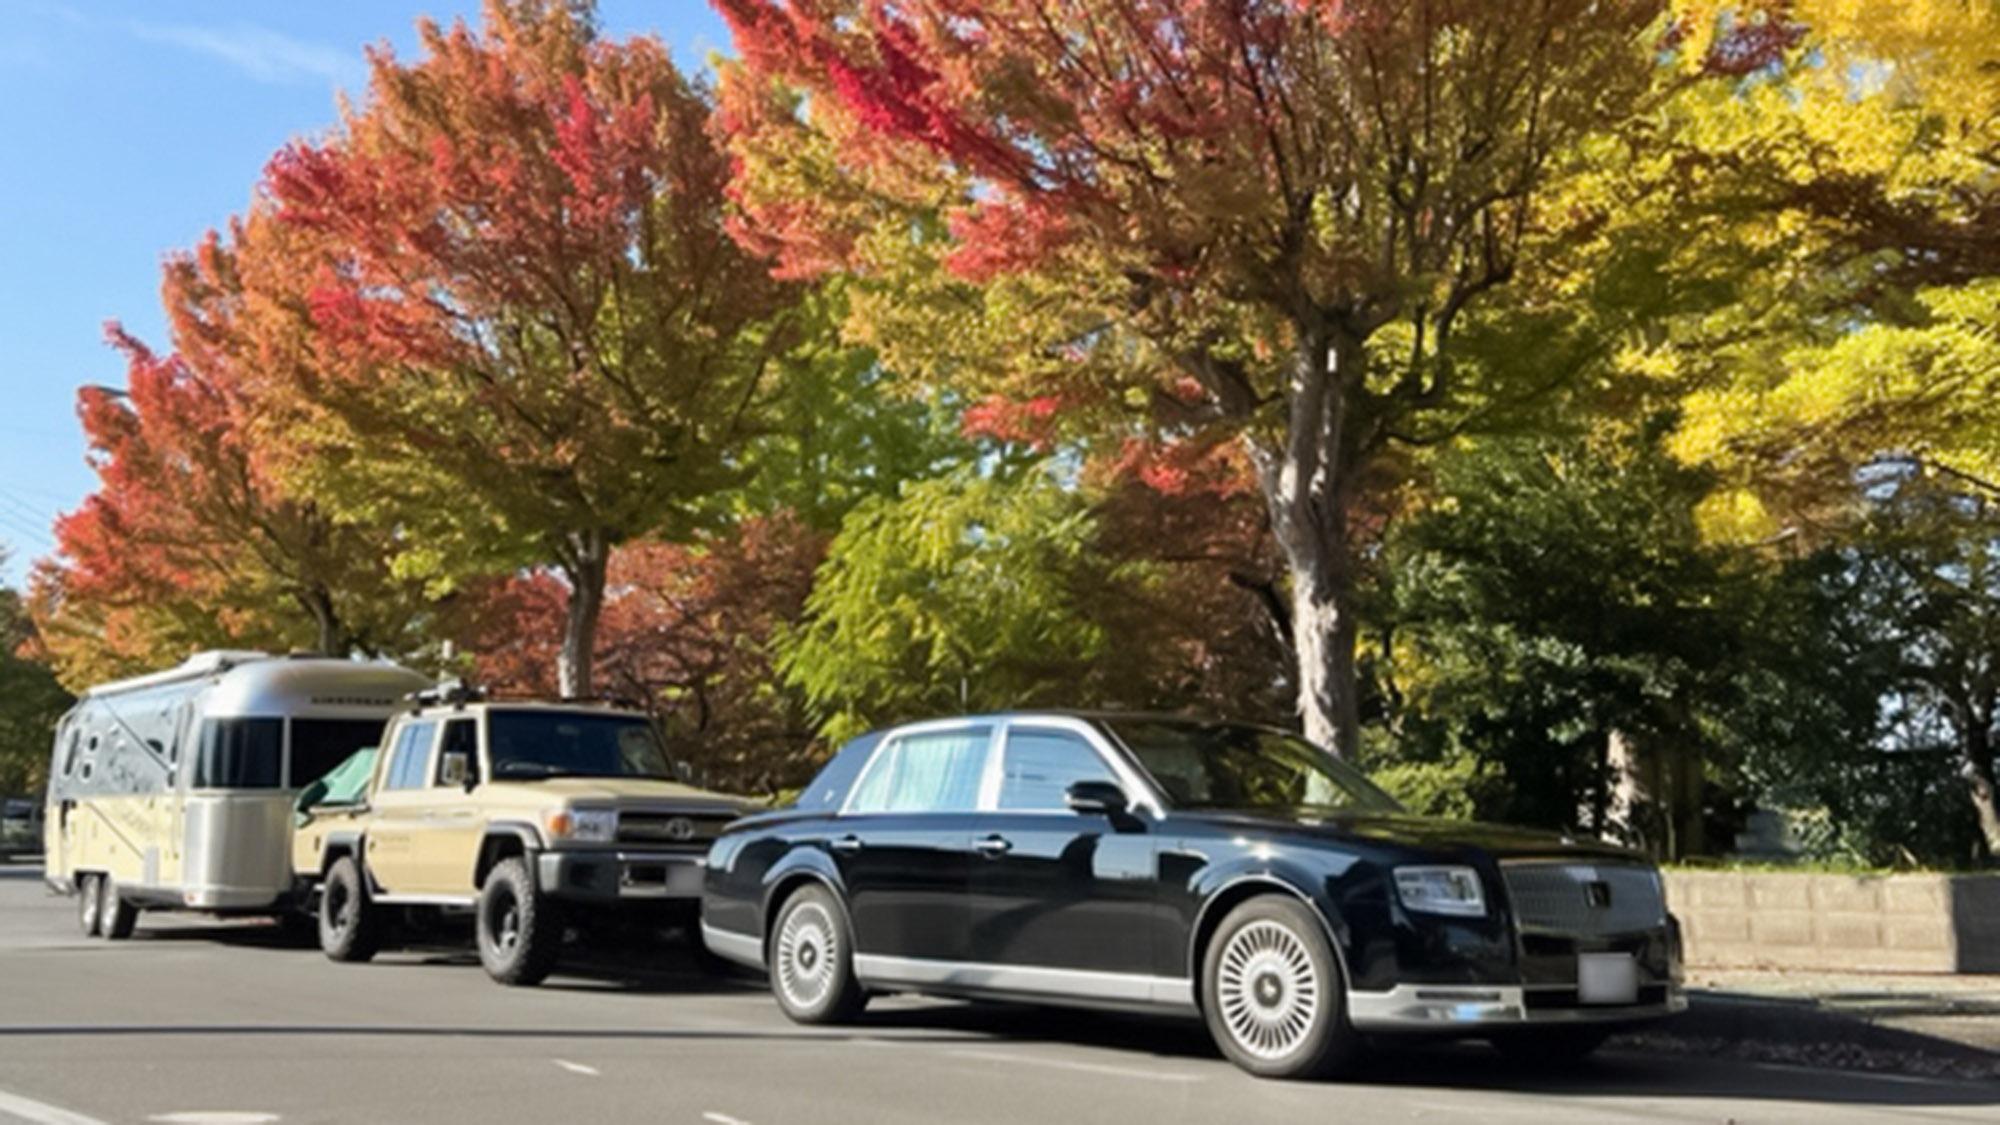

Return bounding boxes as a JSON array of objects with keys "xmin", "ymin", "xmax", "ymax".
[{"xmin": 0, "ymin": 864, "xmax": 1994, "ymax": 1125}]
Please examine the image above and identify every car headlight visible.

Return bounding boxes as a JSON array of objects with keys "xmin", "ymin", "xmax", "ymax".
[
  {"xmin": 1393, "ymin": 865, "xmax": 1487, "ymax": 917},
  {"xmin": 545, "ymin": 808, "xmax": 618, "ymax": 844}
]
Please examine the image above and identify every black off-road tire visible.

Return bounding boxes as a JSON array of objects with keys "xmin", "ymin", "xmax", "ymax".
[
  {"xmin": 1200, "ymin": 896, "xmax": 1358, "ymax": 1080},
  {"xmin": 477, "ymin": 857, "xmax": 563, "ymax": 986},
  {"xmin": 100, "ymin": 874, "xmax": 139, "ymax": 940},
  {"xmin": 768, "ymin": 884, "xmax": 867, "ymax": 1024},
  {"xmin": 319, "ymin": 855, "xmax": 383, "ymax": 963},
  {"xmin": 1490, "ymin": 1025, "xmax": 1611, "ymax": 1065},
  {"xmin": 77, "ymin": 873, "xmax": 102, "ymax": 938}
]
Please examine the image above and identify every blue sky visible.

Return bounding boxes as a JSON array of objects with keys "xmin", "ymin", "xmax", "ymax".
[{"xmin": 0, "ymin": 1, "xmax": 734, "ymax": 584}]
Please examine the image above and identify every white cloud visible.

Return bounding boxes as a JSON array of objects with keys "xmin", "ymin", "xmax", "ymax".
[{"xmin": 122, "ymin": 20, "xmax": 365, "ymax": 88}]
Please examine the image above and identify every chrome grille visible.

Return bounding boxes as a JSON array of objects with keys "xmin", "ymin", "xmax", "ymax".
[
  {"xmin": 1501, "ymin": 862, "xmax": 1665, "ymax": 936},
  {"xmin": 616, "ymin": 811, "xmax": 734, "ymax": 849}
]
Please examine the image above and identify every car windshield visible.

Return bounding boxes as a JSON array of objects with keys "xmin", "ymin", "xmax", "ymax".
[
  {"xmin": 1104, "ymin": 719, "xmax": 1403, "ymax": 813},
  {"xmin": 487, "ymin": 710, "xmax": 674, "ymax": 780}
]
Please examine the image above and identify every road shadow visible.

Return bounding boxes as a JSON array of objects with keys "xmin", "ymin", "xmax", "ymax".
[{"xmin": 858, "ymin": 1001, "xmax": 2000, "ymax": 1107}]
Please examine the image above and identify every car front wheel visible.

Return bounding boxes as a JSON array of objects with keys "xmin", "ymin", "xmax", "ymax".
[
  {"xmin": 769, "ymin": 884, "xmax": 867, "ymax": 1024},
  {"xmin": 1201, "ymin": 896, "xmax": 1357, "ymax": 1080},
  {"xmin": 477, "ymin": 857, "xmax": 562, "ymax": 986}
]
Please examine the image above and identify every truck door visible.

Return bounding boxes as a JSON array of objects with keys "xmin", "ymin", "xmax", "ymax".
[
  {"xmin": 364, "ymin": 719, "xmax": 438, "ymax": 894},
  {"xmin": 411, "ymin": 717, "xmax": 485, "ymax": 894}
]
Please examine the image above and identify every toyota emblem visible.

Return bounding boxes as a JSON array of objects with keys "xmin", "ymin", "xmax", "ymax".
[{"xmin": 665, "ymin": 817, "xmax": 697, "ymax": 842}]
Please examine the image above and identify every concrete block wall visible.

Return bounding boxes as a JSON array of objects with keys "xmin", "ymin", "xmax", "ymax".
[{"xmin": 1665, "ymin": 870, "xmax": 2000, "ymax": 973}]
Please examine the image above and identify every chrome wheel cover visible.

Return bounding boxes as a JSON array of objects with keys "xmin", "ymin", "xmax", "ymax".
[
  {"xmin": 1216, "ymin": 919, "xmax": 1322, "ymax": 1061},
  {"xmin": 775, "ymin": 901, "xmax": 837, "ymax": 1010}
]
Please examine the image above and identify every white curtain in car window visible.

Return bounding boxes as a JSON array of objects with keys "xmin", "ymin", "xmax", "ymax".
[{"xmin": 866, "ymin": 729, "xmax": 988, "ymax": 812}]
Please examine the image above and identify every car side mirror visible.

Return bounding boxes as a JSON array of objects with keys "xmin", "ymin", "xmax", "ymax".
[
  {"xmin": 440, "ymin": 751, "xmax": 472, "ymax": 789},
  {"xmin": 1065, "ymin": 780, "xmax": 1129, "ymax": 816}
]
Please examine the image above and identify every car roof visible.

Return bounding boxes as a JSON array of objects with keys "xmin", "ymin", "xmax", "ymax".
[{"xmin": 869, "ymin": 709, "xmax": 1300, "ymax": 740}]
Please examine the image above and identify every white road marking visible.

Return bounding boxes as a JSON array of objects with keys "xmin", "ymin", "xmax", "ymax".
[
  {"xmin": 702, "ymin": 1113, "xmax": 753, "ymax": 1125},
  {"xmin": 948, "ymin": 1047, "xmax": 1204, "ymax": 1084},
  {"xmin": 551, "ymin": 1059, "xmax": 601, "ymax": 1077},
  {"xmin": 0, "ymin": 1087, "xmax": 110, "ymax": 1125},
  {"xmin": 148, "ymin": 1115, "xmax": 282, "ymax": 1124}
]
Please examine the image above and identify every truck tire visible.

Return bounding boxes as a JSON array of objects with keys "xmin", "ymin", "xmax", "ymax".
[
  {"xmin": 101, "ymin": 874, "xmax": 138, "ymax": 940},
  {"xmin": 319, "ymin": 855, "xmax": 382, "ymax": 963},
  {"xmin": 477, "ymin": 857, "xmax": 562, "ymax": 986},
  {"xmin": 77, "ymin": 873, "xmax": 102, "ymax": 938}
]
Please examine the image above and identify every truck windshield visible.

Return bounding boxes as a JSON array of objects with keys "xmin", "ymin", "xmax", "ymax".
[
  {"xmin": 486, "ymin": 710, "xmax": 673, "ymax": 780},
  {"xmin": 1103, "ymin": 719, "xmax": 1403, "ymax": 813}
]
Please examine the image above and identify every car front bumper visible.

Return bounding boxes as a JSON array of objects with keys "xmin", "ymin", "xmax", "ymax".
[
  {"xmin": 536, "ymin": 850, "xmax": 704, "ymax": 903},
  {"xmin": 1347, "ymin": 981, "xmax": 1687, "ymax": 1031}
]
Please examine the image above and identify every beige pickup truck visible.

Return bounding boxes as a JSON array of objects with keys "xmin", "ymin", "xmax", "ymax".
[{"xmin": 292, "ymin": 695, "xmax": 748, "ymax": 985}]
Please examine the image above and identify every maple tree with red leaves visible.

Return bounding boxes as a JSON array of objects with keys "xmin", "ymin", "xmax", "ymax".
[
  {"xmin": 263, "ymin": 0, "xmax": 795, "ymax": 696},
  {"xmin": 716, "ymin": 0, "xmax": 1672, "ymax": 754}
]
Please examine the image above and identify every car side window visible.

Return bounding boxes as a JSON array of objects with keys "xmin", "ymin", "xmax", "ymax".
[
  {"xmin": 996, "ymin": 728, "xmax": 1115, "ymax": 811},
  {"xmin": 846, "ymin": 727, "xmax": 991, "ymax": 814},
  {"xmin": 434, "ymin": 719, "xmax": 477, "ymax": 786},
  {"xmin": 383, "ymin": 721, "xmax": 437, "ymax": 791}
]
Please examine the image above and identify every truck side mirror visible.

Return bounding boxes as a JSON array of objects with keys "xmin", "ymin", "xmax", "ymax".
[{"xmin": 440, "ymin": 751, "xmax": 471, "ymax": 789}]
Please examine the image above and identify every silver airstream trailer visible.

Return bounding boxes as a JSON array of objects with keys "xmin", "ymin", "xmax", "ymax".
[{"xmin": 45, "ymin": 651, "xmax": 431, "ymax": 938}]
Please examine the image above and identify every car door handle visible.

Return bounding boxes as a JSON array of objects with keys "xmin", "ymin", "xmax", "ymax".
[
  {"xmin": 830, "ymin": 834, "xmax": 863, "ymax": 854},
  {"xmin": 975, "ymin": 834, "xmax": 1012, "ymax": 858}
]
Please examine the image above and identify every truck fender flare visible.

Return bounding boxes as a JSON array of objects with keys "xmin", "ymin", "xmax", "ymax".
[{"xmin": 474, "ymin": 822, "xmax": 544, "ymax": 888}]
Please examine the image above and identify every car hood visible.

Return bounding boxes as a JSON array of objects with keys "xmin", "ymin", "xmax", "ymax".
[
  {"xmin": 1181, "ymin": 807, "xmax": 1645, "ymax": 863},
  {"xmin": 484, "ymin": 776, "xmax": 746, "ymax": 810}
]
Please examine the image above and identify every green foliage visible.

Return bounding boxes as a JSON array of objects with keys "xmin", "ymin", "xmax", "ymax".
[
  {"xmin": 779, "ymin": 467, "xmax": 1106, "ymax": 743},
  {"xmin": 0, "ymin": 551, "xmax": 72, "ymax": 796}
]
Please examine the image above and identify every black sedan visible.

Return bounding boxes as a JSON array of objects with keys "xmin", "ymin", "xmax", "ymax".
[{"xmin": 700, "ymin": 713, "xmax": 1684, "ymax": 1079}]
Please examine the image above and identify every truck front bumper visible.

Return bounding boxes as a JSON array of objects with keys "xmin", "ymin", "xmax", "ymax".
[{"xmin": 536, "ymin": 850, "xmax": 704, "ymax": 903}]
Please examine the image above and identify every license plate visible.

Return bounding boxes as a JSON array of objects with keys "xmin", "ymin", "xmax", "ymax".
[{"xmin": 1577, "ymin": 952, "xmax": 1639, "ymax": 1005}]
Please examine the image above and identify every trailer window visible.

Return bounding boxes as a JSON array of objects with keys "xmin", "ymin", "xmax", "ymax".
[
  {"xmin": 290, "ymin": 719, "xmax": 390, "ymax": 790},
  {"xmin": 195, "ymin": 718, "xmax": 284, "ymax": 789}
]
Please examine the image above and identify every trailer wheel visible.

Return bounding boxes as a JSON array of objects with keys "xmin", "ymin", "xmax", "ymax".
[
  {"xmin": 101, "ymin": 874, "xmax": 138, "ymax": 940},
  {"xmin": 77, "ymin": 873, "xmax": 102, "ymax": 938},
  {"xmin": 319, "ymin": 855, "xmax": 382, "ymax": 963},
  {"xmin": 476, "ymin": 857, "xmax": 562, "ymax": 986}
]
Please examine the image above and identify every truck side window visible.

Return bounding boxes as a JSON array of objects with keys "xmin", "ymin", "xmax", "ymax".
[
  {"xmin": 435, "ymin": 720, "xmax": 477, "ymax": 786},
  {"xmin": 383, "ymin": 721, "xmax": 438, "ymax": 791}
]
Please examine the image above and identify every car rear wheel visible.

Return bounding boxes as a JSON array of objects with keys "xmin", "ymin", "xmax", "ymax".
[
  {"xmin": 477, "ymin": 857, "xmax": 562, "ymax": 986},
  {"xmin": 1201, "ymin": 896, "xmax": 1357, "ymax": 1080},
  {"xmin": 319, "ymin": 855, "xmax": 383, "ymax": 963},
  {"xmin": 77, "ymin": 873, "xmax": 102, "ymax": 938},
  {"xmin": 100, "ymin": 874, "xmax": 138, "ymax": 940},
  {"xmin": 770, "ymin": 885, "xmax": 867, "ymax": 1024}
]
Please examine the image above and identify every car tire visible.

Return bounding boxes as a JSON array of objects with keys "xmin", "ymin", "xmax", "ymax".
[
  {"xmin": 1490, "ymin": 1026, "xmax": 1611, "ymax": 1065},
  {"xmin": 319, "ymin": 855, "xmax": 383, "ymax": 963},
  {"xmin": 477, "ymin": 857, "xmax": 562, "ymax": 987},
  {"xmin": 1201, "ymin": 896, "xmax": 1357, "ymax": 1080},
  {"xmin": 769, "ymin": 884, "xmax": 867, "ymax": 1024},
  {"xmin": 101, "ymin": 874, "xmax": 138, "ymax": 940},
  {"xmin": 77, "ymin": 873, "xmax": 102, "ymax": 938}
]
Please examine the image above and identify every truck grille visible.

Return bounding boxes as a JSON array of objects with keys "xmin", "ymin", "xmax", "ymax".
[
  {"xmin": 1501, "ymin": 862, "xmax": 1665, "ymax": 936},
  {"xmin": 616, "ymin": 811, "xmax": 735, "ymax": 849}
]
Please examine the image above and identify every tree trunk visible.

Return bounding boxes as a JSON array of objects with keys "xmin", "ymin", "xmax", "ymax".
[
  {"xmin": 558, "ymin": 528, "xmax": 609, "ymax": 699},
  {"xmin": 296, "ymin": 584, "xmax": 349, "ymax": 657},
  {"xmin": 1254, "ymin": 328, "xmax": 1362, "ymax": 758},
  {"xmin": 1961, "ymin": 721, "xmax": 2000, "ymax": 857}
]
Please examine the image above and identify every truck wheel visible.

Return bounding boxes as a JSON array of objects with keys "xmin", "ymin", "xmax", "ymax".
[
  {"xmin": 77, "ymin": 873, "xmax": 102, "ymax": 938},
  {"xmin": 477, "ymin": 858, "xmax": 562, "ymax": 986},
  {"xmin": 1201, "ymin": 896, "xmax": 1357, "ymax": 1080},
  {"xmin": 320, "ymin": 855, "xmax": 382, "ymax": 963},
  {"xmin": 769, "ymin": 884, "xmax": 867, "ymax": 1024},
  {"xmin": 101, "ymin": 874, "xmax": 138, "ymax": 940}
]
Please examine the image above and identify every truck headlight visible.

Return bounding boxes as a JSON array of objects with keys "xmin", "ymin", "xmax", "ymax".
[
  {"xmin": 545, "ymin": 808, "xmax": 618, "ymax": 843},
  {"xmin": 1393, "ymin": 865, "xmax": 1487, "ymax": 917}
]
